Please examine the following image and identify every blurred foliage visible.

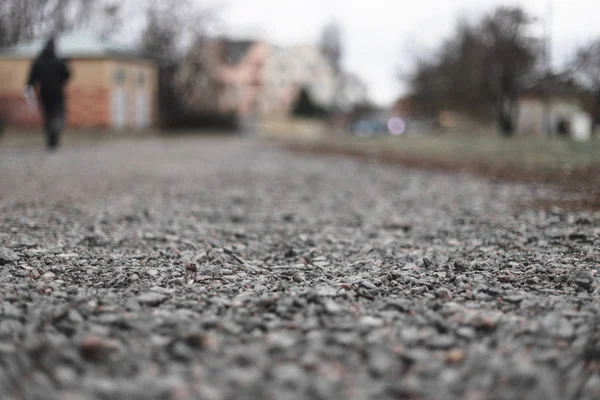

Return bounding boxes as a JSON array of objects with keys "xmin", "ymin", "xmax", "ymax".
[
  {"xmin": 292, "ymin": 87, "xmax": 331, "ymax": 119},
  {"xmin": 405, "ymin": 6, "xmax": 541, "ymax": 136}
]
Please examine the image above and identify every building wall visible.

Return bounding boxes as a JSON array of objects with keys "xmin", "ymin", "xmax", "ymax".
[
  {"xmin": 260, "ymin": 45, "xmax": 336, "ymax": 119},
  {"xmin": 69, "ymin": 59, "xmax": 112, "ymax": 128},
  {"xmin": 105, "ymin": 59, "xmax": 158, "ymax": 130},
  {"xmin": 0, "ymin": 57, "xmax": 157, "ymax": 130},
  {"xmin": 517, "ymin": 99, "xmax": 545, "ymax": 137},
  {"xmin": 0, "ymin": 58, "xmax": 111, "ymax": 128},
  {"xmin": 517, "ymin": 97, "xmax": 592, "ymax": 140},
  {"xmin": 1, "ymin": 59, "xmax": 41, "ymax": 127},
  {"xmin": 214, "ymin": 41, "xmax": 270, "ymax": 117}
]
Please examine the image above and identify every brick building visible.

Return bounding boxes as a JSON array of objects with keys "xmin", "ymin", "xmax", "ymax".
[{"xmin": 0, "ymin": 31, "xmax": 157, "ymax": 131}]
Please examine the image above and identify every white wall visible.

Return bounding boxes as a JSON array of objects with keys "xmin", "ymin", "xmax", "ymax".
[
  {"xmin": 572, "ymin": 113, "xmax": 592, "ymax": 141},
  {"xmin": 517, "ymin": 97, "xmax": 592, "ymax": 140}
]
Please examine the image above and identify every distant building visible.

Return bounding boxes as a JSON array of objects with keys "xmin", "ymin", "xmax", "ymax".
[
  {"xmin": 392, "ymin": 86, "xmax": 595, "ymax": 139},
  {"xmin": 515, "ymin": 75, "xmax": 594, "ymax": 140},
  {"xmin": 178, "ymin": 37, "xmax": 269, "ymax": 134},
  {"xmin": 212, "ymin": 39, "xmax": 270, "ymax": 117},
  {"xmin": 182, "ymin": 39, "xmax": 357, "ymax": 123},
  {"xmin": 261, "ymin": 44, "xmax": 337, "ymax": 118},
  {"xmin": 517, "ymin": 93, "xmax": 593, "ymax": 141},
  {"xmin": 0, "ymin": 31, "xmax": 157, "ymax": 131}
]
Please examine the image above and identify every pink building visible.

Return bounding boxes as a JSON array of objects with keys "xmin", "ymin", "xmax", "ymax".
[
  {"xmin": 185, "ymin": 39, "xmax": 338, "ymax": 121},
  {"xmin": 209, "ymin": 39, "xmax": 270, "ymax": 118}
]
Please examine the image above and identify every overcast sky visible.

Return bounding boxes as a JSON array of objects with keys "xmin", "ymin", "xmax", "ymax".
[{"xmin": 202, "ymin": 0, "xmax": 600, "ymax": 106}]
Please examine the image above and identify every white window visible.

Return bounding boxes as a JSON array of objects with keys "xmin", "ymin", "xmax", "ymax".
[{"xmin": 114, "ymin": 68, "xmax": 126, "ymax": 85}]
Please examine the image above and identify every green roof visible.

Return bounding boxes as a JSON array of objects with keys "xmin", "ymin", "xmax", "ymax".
[{"xmin": 0, "ymin": 30, "xmax": 145, "ymax": 60}]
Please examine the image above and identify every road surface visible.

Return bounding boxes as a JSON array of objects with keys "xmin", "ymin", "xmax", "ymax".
[{"xmin": 0, "ymin": 137, "xmax": 599, "ymax": 399}]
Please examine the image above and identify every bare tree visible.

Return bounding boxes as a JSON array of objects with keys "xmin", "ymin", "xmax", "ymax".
[
  {"xmin": 138, "ymin": 2, "xmax": 188, "ymax": 126},
  {"xmin": 319, "ymin": 21, "xmax": 342, "ymax": 74},
  {"xmin": 403, "ymin": 57, "xmax": 444, "ymax": 119},
  {"xmin": 0, "ymin": 1, "xmax": 39, "ymax": 46},
  {"xmin": 319, "ymin": 21, "xmax": 369, "ymax": 114},
  {"xmin": 480, "ymin": 7, "xmax": 540, "ymax": 134},
  {"xmin": 334, "ymin": 72, "xmax": 369, "ymax": 112},
  {"xmin": 92, "ymin": 2, "xmax": 123, "ymax": 40},
  {"xmin": 173, "ymin": 38, "xmax": 220, "ymax": 113},
  {"xmin": 0, "ymin": 0, "xmax": 119, "ymax": 47},
  {"xmin": 139, "ymin": 0, "xmax": 218, "ymax": 64},
  {"xmin": 138, "ymin": 0, "xmax": 220, "ymax": 125},
  {"xmin": 404, "ymin": 6, "xmax": 541, "ymax": 136},
  {"xmin": 139, "ymin": 4, "xmax": 181, "ymax": 67},
  {"xmin": 573, "ymin": 38, "xmax": 600, "ymax": 132}
]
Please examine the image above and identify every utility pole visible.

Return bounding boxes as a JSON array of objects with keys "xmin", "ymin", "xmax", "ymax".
[{"xmin": 542, "ymin": 0, "xmax": 553, "ymax": 137}]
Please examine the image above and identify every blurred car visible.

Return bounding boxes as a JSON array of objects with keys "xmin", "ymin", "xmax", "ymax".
[{"xmin": 350, "ymin": 119, "xmax": 389, "ymax": 137}]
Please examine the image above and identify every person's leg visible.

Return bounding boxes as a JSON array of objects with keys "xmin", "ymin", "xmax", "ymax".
[
  {"xmin": 42, "ymin": 108, "xmax": 56, "ymax": 150},
  {"xmin": 51, "ymin": 105, "xmax": 65, "ymax": 149},
  {"xmin": 44, "ymin": 106, "xmax": 64, "ymax": 150},
  {"xmin": 46, "ymin": 117, "xmax": 58, "ymax": 150}
]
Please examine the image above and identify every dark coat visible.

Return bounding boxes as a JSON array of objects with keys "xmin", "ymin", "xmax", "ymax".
[{"xmin": 26, "ymin": 40, "xmax": 71, "ymax": 113}]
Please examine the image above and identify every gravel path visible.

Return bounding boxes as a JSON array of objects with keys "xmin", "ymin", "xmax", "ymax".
[{"xmin": 0, "ymin": 137, "xmax": 599, "ymax": 400}]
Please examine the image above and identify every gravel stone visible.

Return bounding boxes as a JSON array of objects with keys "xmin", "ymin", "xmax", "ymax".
[
  {"xmin": 427, "ymin": 334, "xmax": 457, "ymax": 349},
  {"xmin": 436, "ymin": 287, "xmax": 453, "ymax": 301},
  {"xmin": 0, "ymin": 247, "xmax": 19, "ymax": 265},
  {"xmin": 0, "ymin": 138, "xmax": 598, "ymax": 399},
  {"xmin": 137, "ymin": 292, "xmax": 168, "ymax": 307}
]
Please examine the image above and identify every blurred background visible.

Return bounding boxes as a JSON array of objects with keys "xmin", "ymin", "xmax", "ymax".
[{"xmin": 1, "ymin": 1, "xmax": 600, "ymax": 153}]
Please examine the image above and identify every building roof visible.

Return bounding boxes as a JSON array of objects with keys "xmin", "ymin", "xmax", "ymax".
[
  {"xmin": 520, "ymin": 73, "xmax": 588, "ymax": 98},
  {"xmin": 0, "ymin": 31, "xmax": 145, "ymax": 60},
  {"xmin": 219, "ymin": 25, "xmax": 269, "ymax": 42},
  {"xmin": 220, "ymin": 40, "xmax": 255, "ymax": 65}
]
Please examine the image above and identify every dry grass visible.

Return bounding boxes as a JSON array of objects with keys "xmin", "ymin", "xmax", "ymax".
[
  {"xmin": 0, "ymin": 128, "xmax": 239, "ymax": 150},
  {"xmin": 287, "ymin": 133, "xmax": 600, "ymax": 169},
  {"xmin": 280, "ymin": 132, "xmax": 600, "ymax": 211},
  {"xmin": 0, "ymin": 129, "xmax": 149, "ymax": 149}
]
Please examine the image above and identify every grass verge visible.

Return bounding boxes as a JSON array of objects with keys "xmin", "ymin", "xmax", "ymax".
[{"xmin": 280, "ymin": 133, "xmax": 600, "ymax": 212}]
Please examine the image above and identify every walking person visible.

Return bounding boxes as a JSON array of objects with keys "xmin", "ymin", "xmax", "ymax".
[{"xmin": 25, "ymin": 37, "xmax": 71, "ymax": 151}]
